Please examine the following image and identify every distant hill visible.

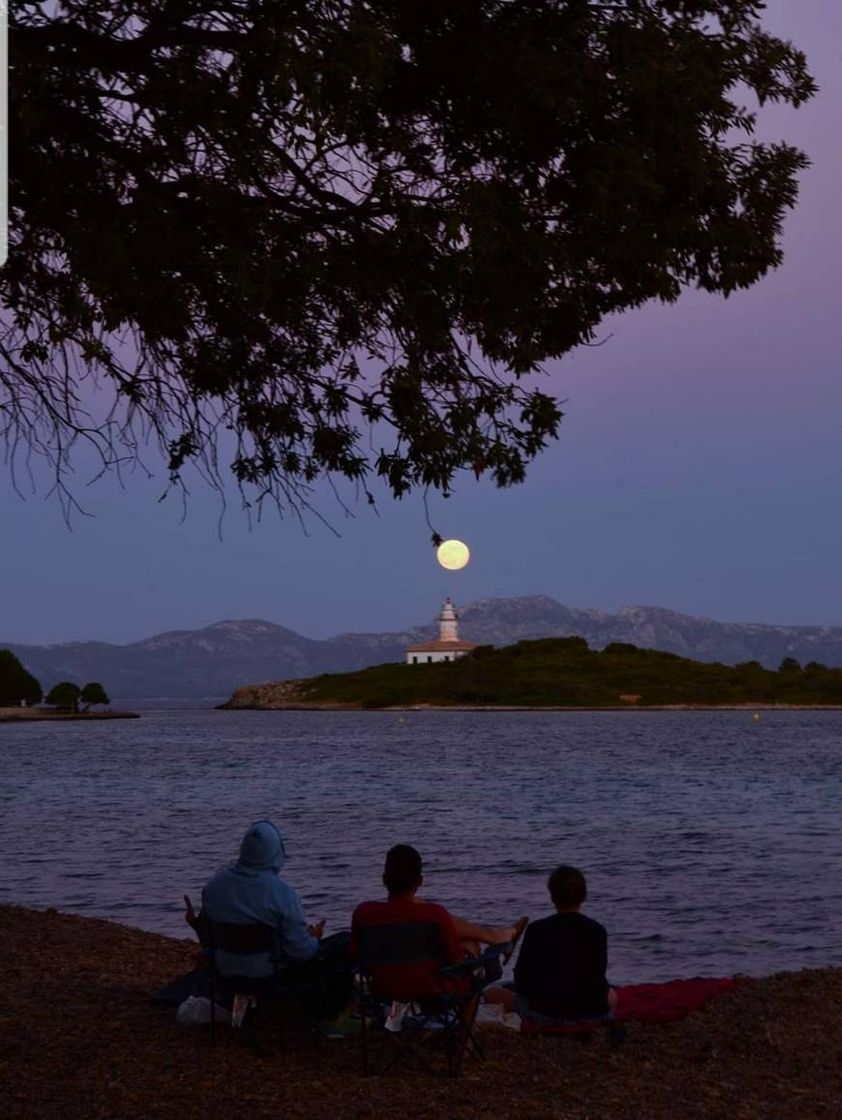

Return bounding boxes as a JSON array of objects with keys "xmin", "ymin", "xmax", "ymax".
[
  {"xmin": 219, "ymin": 637, "xmax": 842, "ymax": 710},
  {"xmin": 4, "ymin": 596, "xmax": 842, "ymax": 699}
]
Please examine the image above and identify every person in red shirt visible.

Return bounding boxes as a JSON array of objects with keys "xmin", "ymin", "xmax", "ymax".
[{"xmin": 351, "ymin": 844, "xmax": 527, "ymax": 999}]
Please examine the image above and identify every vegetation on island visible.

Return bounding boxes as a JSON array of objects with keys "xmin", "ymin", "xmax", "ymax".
[
  {"xmin": 0, "ymin": 649, "xmax": 43, "ymax": 706},
  {"xmin": 79, "ymin": 681, "xmax": 111, "ymax": 710},
  {"xmin": 0, "ymin": 650, "xmax": 111, "ymax": 712},
  {"xmin": 5, "ymin": 4, "xmax": 814, "ymax": 515},
  {"xmin": 269, "ymin": 638, "xmax": 842, "ymax": 708},
  {"xmin": 44, "ymin": 682, "xmax": 82, "ymax": 712},
  {"xmin": 44, "ymin": 680, "xmax": 111, "ymax": 713}
]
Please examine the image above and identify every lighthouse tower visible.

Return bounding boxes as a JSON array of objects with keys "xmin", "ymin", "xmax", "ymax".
[
  {"xmin": 438, "ymin": 598, "xmax": 459, "ymax": 642},
  {"xmin": 405, "ymin": 598, "xmax": 478, "ymax": 665}
]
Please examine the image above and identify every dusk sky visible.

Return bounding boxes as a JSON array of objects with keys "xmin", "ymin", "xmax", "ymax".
[{"xmin": 3, "ymin": 1, "xmax": 841, "ymax": 646}]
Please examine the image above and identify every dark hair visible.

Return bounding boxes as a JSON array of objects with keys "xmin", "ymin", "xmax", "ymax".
[
  {"xmin": 383, "ymin": 844, "xmax": 423, "ymax": 895},
  {"xmin": 548, "ymin": 865, "xmax": 587, "ymax": 909}
]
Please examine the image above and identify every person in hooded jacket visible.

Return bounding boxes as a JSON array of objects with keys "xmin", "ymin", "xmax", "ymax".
[{"xmin": 186, "ymin": 820, "xmax": 353, "ymax": 1019}]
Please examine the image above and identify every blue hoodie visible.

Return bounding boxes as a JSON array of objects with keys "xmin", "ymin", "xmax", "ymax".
[{"xmin": 201, "ymin": 820, "xmax": 319, "ymax": 978}]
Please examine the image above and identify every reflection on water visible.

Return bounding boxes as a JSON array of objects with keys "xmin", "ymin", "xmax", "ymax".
[{"xmin": 1, "ymin": 709, "xmax": 841, "ymax": 983}]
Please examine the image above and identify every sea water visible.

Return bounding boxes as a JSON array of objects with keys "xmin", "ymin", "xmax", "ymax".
[{"xmin": 1, "ymin": 708, "xmax": 840, "ymax": 984}]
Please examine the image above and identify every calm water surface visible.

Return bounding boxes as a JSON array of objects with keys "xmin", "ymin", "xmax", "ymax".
[{"xmin": 1, "ymin": 709, "xmax": 840, "ymax": 984}]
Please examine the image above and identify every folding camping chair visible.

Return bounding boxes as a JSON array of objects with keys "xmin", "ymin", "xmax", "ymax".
[
  {"xmin": 356, "ymin": 920, "xmax": 503, "ymax": 1078},
  {"xmin": 203, "ymin": 914, "xmax": 354, "ymax": 1053},
  {"xmin": 203, "ymin": 917, "xmax": 281, "ymax": 1052}
]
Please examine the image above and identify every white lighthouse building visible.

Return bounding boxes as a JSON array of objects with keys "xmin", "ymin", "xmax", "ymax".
[{"xmin": 405, "ymin": 598, "xmax": 478, "ymax": 665}]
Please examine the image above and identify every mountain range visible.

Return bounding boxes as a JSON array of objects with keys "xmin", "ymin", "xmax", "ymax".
[{"xmin": 4, "ymin": 597, "xmax": 842, "ymax": 700}]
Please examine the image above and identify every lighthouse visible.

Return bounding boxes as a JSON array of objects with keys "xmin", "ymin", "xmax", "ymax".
[{"xmin": 405, "ymin": 598, "xmax": 478, "ymax": 665}]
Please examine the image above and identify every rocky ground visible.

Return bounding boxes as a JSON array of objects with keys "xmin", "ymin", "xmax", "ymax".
[
  {"xmin": 0, "ymin": 708, "xmax": 139, "ymax": 721},
  {"xmin": 218, "ymin": 682, "xmax": 842, "ymax": 711},
  {"xmin": 2, "ymin": 905, "xmax": 841, "ymax": 1119},
  {"xmin": 217, "ymin": 679, "xmax": 312, "ymax": 708}
]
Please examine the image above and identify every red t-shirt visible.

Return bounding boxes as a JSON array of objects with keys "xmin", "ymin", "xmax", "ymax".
[{"xmin": 351, "ymin": 897, "xmax": 468, "ymax": 998}]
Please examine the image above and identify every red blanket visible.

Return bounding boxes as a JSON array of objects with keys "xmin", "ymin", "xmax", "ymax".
[
  {"xmin": 520, "ymin": 977, "xmax": 737, "ymax": 1033},
  {"xmin": 615, "ymin": 977, "xmax": 737, "ymax": 1023}
]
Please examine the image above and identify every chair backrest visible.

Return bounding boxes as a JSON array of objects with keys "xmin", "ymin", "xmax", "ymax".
[
  {"xmin": 205, "ymin": 920, "xmax": 277, "ymax": 957},
  {"xmin": 356, "ymin": 921, "xmax": 453, "ymax": 1001},
  {"xmin": 357, "ymin": 920, "xmax": 446, "ymax": 967}
]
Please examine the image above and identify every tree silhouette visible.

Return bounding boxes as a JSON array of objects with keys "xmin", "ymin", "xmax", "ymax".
[
  {"xmin": 80, "ymin": 682, "xmax": 111, "ymax": 710},
  {"xmin": 4, "ymin": 2, "xmax": 815, "ymax": 515},
  {"xmin": 45, "ymin": 682, "xmax": 82, "ymax": 712},
  {"xmin": 778, "ymin": 657, "xmax": 802, "ymax": 673},
  {"xmin": 0, "ymin": 649, "xmax": 43, "ymax": 706}
]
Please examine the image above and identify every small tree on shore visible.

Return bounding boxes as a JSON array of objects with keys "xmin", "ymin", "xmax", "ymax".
[
  {"xmin": 0, "ymin": 649, "xmax": 43, "ymax": 706},
  {"xmin": 45, "ymin": 681, "xmax": 81, "ymax": 713},
  {"xmin": 80, "ymin": 682, "xmax": 110, "ymax": 711}
]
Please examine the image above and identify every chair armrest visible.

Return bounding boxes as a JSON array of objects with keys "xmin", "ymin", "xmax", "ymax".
[
  {"xmin": 195, "ymin": 909, "xmax": 212, "ymax": 947},
  {"xmin": 438, "ymin": 944, "xmax": 504, "ymax": 979}
]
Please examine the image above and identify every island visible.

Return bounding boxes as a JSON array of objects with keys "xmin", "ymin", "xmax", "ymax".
[
  {"xmin": 0, "ymin": 649, "xmax": 138, "ymax": 720},
  {"xmin": 218, "ymin": 637, "xmax": 842, "ymax": 710}
]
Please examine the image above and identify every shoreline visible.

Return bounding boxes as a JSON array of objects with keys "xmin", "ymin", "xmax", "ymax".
[
  {"xmin": 3, "ymin": 902, "xmax": 841, "ymax": 1118},
  {"xmin": 0, "ymin": 707, "xmax": 140, "ymax": 722},
  {"xmin": 218, "ymin": 701, "xmax": 842, "ymax": 712}
]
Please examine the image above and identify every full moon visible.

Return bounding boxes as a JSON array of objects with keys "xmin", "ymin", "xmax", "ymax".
[{"xmin": 436, "ymin": 538, "xmax": 470, "ymax": 571}]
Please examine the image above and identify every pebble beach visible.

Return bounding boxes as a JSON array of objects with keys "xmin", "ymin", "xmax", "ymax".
[{"xmin": 2, "ymin": 904, "xmax": 841, "ymax": 1120}]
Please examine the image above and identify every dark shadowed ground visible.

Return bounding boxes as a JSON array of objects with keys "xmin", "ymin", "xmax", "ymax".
[{"xmin": 2, "ymin": 905, "xmax": 840, "ymax": 1120}]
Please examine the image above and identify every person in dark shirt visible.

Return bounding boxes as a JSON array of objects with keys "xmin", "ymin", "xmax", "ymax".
[{"xmin": 485, "ymin": 864, "xmax": 617, "ymax": 1021}]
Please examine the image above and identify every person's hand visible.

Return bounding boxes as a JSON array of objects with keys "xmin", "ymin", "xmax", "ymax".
[
  {"xmin": 308, "ymin": 918, "xmax": 326, "ymax": 941},
  {"xmin": 183, "ymin": 894, "xmax": 200, "ymax": 930}
]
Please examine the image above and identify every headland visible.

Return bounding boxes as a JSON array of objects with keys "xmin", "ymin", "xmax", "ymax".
[{"xmin": 218, "ymin": 637, "xmax": 842, "ymax": 711}]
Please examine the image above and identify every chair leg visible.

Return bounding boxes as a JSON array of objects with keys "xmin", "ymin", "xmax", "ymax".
[
  {"xmin": 449, "ymin": 1027, "xmax": 465, "ymax": 1077},
  {"xmin": 450, "ymin": 995, "xmax": 480, "ymax": 1077},
  {"xmin": 357, "ymin": 990, "xmax": 485, "ymax": 1079},
  {"xmin": 243, "ymin": 1003, "xmax": 269, "ymax": 1058},
  {"xmin": 361, "ymin": 1000, "xmax": 370, "ymax": 1075}
]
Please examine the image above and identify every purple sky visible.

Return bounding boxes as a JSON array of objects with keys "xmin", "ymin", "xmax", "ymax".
[{"xmin": 2, "ymin": 2, "xmax": 841, "ymax": 645}]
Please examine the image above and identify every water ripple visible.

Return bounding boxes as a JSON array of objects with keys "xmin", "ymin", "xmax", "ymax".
[{"xmin": 1, "ymin": 708, "xmax": 841, "ymax": 983}]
